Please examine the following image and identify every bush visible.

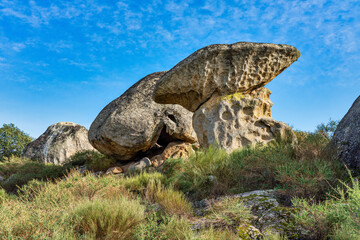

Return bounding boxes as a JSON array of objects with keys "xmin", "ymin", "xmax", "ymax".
[
  {"xmin": 64, "ymin": 150, "xmax": 115, "ymax": 172},
  {"xmin": 293, "ymin": 173, "xmax": 360, "ymax": 239},
  {"xmin": 145, "ymin": 179, "xmax": 192, "ymax": 217},
  {"xmin": 73, "ymin": 197, "xmax": 145, "ymax": 239},
  {"xmin": 1, "ymin": 162, "xmax": 66, "ymax": 192},
  {"xmin": 163, "ymin": 135, "xmax": 346, "ymax": 201},
  {"xmin": 315, "ymin": 118, "xmax": 339, "ymax": 139},
  {"xmin": 163, "ymin": 145, "xmax": 233, "ymax": 199},
  {"xmin": 133, "ymin": 213, "xmax": 193, "ymax": 240}
]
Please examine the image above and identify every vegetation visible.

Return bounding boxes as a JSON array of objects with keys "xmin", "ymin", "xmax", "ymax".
[
  {"xmin": 0, "ymin": 171, "xmax": 193, "ymax": 239},
  {"xmin": 0, "ymin": 123, "xmax": 32, "ymax": 161},
  {"xmin": 1, "ymin": 119, "xmax": 359, "ymax": 239},
  {"xmin": 293, "ymin": 172, "xmax": 360, "ymax": 239},
  {"xmin": 162, "ymin": 130, "xmax": 345, "ymax": 201},
  {"xmin": 63, "ymin": 150, "xmax": 116, "ymax": 172},
  {"xmin": 1, "ymin": 161, "xmax": 67, "ymax": 192}
]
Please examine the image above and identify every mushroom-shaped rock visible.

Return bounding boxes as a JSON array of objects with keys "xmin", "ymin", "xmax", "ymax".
[
  {"xmin": 88, "ymin": 72, "xmax": 197, "ymax": 161},
  {"xmin": 153, "ymin": 42, "xmax": 299, "ymax": 151},
  {"xmin": 332, "ymin": 96, "xmax": 360, "ymax": 170},
  {"xmin": 154, "ymin": 42, "xmax": 300, "ymax": 112},
  {"xmin": 23, "ymin": 122, "xmax": 96, "ymax": 165}
]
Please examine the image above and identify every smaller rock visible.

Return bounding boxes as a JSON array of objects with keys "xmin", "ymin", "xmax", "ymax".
[
  {"xmin": 105, "ymin": 166, "xmax": 123, "ymax": 175},
  {"xmin": 128, "ymin": 157, "xmax": 151, "ymax": 173},
  {"xmin": 150, "ymin": 155, "xmax": 164, "ymax": 168},
  {"xmin": 161, "ymin": 141, "xmax": 194, "ymax": 160},
  {"xmin": 238, "ymin": 224, "xmax": 263, "ymax": 240},
  {"xmin": 0, "ymin": 175, "xmax": 4, "ymax": 182}
]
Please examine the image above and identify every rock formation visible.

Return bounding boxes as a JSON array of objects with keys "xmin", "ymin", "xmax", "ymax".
[
  {"xmin": 88, "ymin": 72, "xmax": 197, "ymax": 161},
  {"xmin": 153, "ymin": 42, "xmax": 299, "ymax": 151},
  {"xmin": 333, "ymin": 96, "xmax": 360, "ymax": 169},
  {"xmin": 23, "ymin": 122, "xmax": 96, "ymax": 165}
]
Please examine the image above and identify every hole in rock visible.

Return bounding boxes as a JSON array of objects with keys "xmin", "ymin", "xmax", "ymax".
[
  {"xmin": 157, "ymin": 127, "xmax": 180, "ymax": 147},
  {"xmin": 168, "ymin": 114, "xmax": 177, "ymax": 123}
]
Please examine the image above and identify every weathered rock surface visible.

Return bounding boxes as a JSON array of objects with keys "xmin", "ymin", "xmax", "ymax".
[
  {"xmin": 105, "ymin": 166, "xmax": 123, "ymax": 175},
  {"xmin": 154, "ymin": 42, "xmax": 300, "ymax": 112},
  {"xmin": 89, "ymin": 72, "xmax": 197, "ymax": 161},
  {"xmin": 193, "ymin": 190, "xmax": 306, "ymax": 239},
  {"xmin": 333, "ymin": 96, "xmax": 360, "ymax": 169},
  {"xmin": 153, "ymin": 42, "xmax": 299, "ymax": 151},
  {"xmin": 128, "ymin": 157, "xmax": 151, "ymax": 173},
  {"xmin": 193, "ymin": 88, "xmax": 295, "ymax": 150},
  {"xmin": 23, "ymin": 122, "xmax": 96, "ymax": 165},
  {"xmin": 161, "ymin": 141, "xmax": 194, "ymax": 160}
]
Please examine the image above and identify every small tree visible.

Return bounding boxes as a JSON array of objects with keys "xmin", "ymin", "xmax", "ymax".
[
  {"xmin": 0, "ymin": 123, "xmax": 32, "ymax": 161},
  {"xmin": 316, "ymin": 119, "xmax": 339, "ymax": 139}
]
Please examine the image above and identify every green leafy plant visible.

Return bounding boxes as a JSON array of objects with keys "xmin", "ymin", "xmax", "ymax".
[
  {"xmin": 0, "ymin": 123, "xmax": 32, "ymax": 161},
  {"xmin": 315, "ymin": 118, "xmax": 339, "ymax": 139}
]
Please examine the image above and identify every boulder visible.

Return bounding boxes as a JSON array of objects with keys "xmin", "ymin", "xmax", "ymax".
[
  {"xmin": 153, "ymin": 42, "xmax": 299, "ymax": 151},
  {"xmin": 23, "ymin": 122, "xmax": 96, "ymax": 165},
  {"xmin": 161, "ymin": 141, "xmax": 194, "ymax": 160},
  {"xmin": 150, "ymin": 155, "xmax": 164, "ymax": 168},
  {"xmin": 154, "ymin": 42, "xmax": 300, "ymax": 112},
  {"xmin": 128, "ymin": 157, "xmax": 151, "ymax": 173},
  {"xmin": 333, "ymin": 96, "xmax": 360, "ymax": 169},
  {"xmin": 193, "ymin": 190, "xmax": 306, "ymax": 239},
  {"xmin": 105, "ymin": 166, "xmax": 123, "ymax": 175},
  {"xmin": 89, "ymin": 72, "xmax": 197, "ymax": 161},
  {"xmin": 193, "ymin": 88, "xmax": 295, "ymax": 150}
]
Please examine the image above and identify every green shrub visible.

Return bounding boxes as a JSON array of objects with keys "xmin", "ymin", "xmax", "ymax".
[
  {"xmin": 145, "ymin": 179, "xmax": 192, "ymax": 217},
  {"xmin": 315, "ymin": 118, "xmax": 339, "ymax": 139},
  {"xmin": 133, "ymin": 213, "xmax": 193, "ymax": 240},
  {"xmin": 1, "ymin": 162, "xmax": 66, "ymax": 192},
  {"xmin": 293, "ymin": 173, "xmax": 360, "ymax": 239},
  {"xmin": 73, "ymin": 197, "xmax": 145, "ymax": 239},
  {"xmin": 123, "ymin": 171, "xmax": 165, "ymax": 194},
  {"xmin": 163, "ymin": 135, "xmax": 346, "ymax": 201},
  {"xmin": 163, "ymin": 145, "xmax": 233, "ymax": 199},
  {"xmin": 64, "ymin": 150, "xmax": 116, "ymax": 172},
  {"xmin": 275, "ymin": 158, "xmax": 340, "ymax": 199}
]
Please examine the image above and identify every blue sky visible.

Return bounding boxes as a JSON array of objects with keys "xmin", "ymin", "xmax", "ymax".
[{"xmin": 0, "ymin": 0, "xmax": 359, "ymax": 138}]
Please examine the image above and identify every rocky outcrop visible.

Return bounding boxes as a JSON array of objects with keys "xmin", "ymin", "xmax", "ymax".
[
  {"xmin": 193, "ymin": 88, "xmax": 294, "ymax": 150},
  {"xmin": 154, "ymin": 42, "xmax": 300, "ymax": 112},
  {"xmin": 153, "ymin": 42, "xmax": 299, "ymax": 151},
  {"xmin": 161, "ymin": 141, "xmax": 194, "ymax": 160},
  {"xmin": 193, "ymin": 190, "xmax": 306, "ymax": 239},
  {"xmin": 89, "ymin": 72, "xmax": 197, "ymax": 161},
  {"xmin": 23, "ymin": 122, "xmax": 95, "ymax": 165},
  {"xmin": 333, "ymin": 96, "xmax": 360, "ymax": 169}
]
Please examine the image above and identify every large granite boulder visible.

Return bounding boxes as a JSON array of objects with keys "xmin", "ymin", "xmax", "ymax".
[
  {"xmin": 88, "ymin": 72, "xmax": 197, "ymax": 161},
  {"xmin": 333, "ymin": 96, "xmax": 360, "ymax": 169},
  {"xmin": 193, "ymin": 88, "xmax": 294, "ymax": 150},
  {"xmin": 154, "ymin": 42, "xmax": 300, "ymax": 112},
  {"xmin": 153, "ymin": 42, "xmax": 299, "ymax": 151},
  {"xmin": 23, "ymin": 122, "xmax": 95, "ymax": 165}
]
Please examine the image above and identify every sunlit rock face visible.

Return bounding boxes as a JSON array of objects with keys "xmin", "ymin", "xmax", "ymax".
[
  {"xmin": 154, "ymin": 42, "xmax": 301, "ymax": 112},
  {"xmin": 193, "ymin": 88, "xmax": 295, "ymax": 151},
  {"xmin": 88, "ymin": 72, "xmax": 197, "ymax": 161},
  {"xmin": 153, "ymin": 42, "xmax": 299, "ymax": 151},
  {"xmin": 332, "ymin": 96, "xmax": 360, "ymax": 170},
  {"xmin": 23, "ymin": 122, "xmax": 95, "ymax": 165}
]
